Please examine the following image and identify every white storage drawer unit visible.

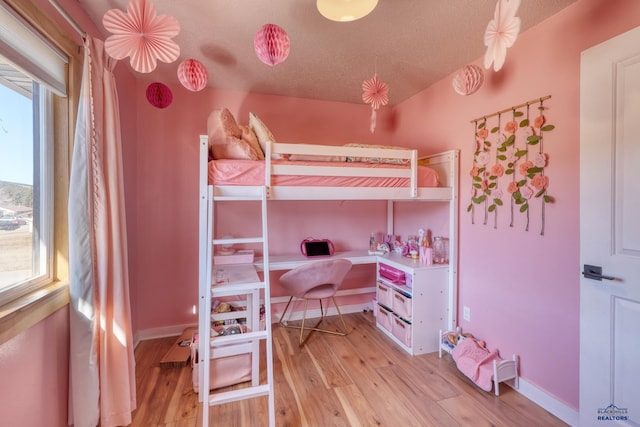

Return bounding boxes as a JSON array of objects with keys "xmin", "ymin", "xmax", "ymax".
[{"xmin": 375, "ymin": 253, "xmax": 448, "ymax": 355}]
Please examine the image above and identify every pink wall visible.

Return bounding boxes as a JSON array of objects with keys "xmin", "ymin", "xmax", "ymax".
[
  {"xmin": 0, "ymin": 308, "xmax": 69, "ymax": 426},
  {"xmin": 392, "ymin": 0, "xmax": 640, "ymax": 410}
]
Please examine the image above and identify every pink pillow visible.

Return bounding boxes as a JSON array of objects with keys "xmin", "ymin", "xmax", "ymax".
[
  {"xmin": 208, "ymin": 108, "xmax": 259, "ymax": 160},
  {"xmin": 210, "ymin": 135, "xmax": 261, "ymax": 160}
]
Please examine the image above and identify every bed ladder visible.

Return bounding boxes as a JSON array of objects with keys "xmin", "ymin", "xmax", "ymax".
[{"xmin": 198, "ymin": 180, "xmax": 275, "ymax": 425}]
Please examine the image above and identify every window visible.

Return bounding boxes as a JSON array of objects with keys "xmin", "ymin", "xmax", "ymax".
[
  {"xmin": 0, "ymin": 0, "xmax": 77, "ymax": 343},
  {"xmin": 0, "ymin": 62, "xmax": 53, "ymax": 306}
]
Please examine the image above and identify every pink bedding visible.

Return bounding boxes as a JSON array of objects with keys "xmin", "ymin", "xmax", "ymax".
[
  {"xmin": 452, "ymin": 338, "xmax": 501, "ymax": 392},
  {"xmin": 208, "ymin": 159, "xmax": 440, "ymax": 187}
]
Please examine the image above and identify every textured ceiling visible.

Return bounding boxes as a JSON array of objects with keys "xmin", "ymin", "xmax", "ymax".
[{"xmin": 76, "ymin": 0, "xmax": 578, "ymax": 106}]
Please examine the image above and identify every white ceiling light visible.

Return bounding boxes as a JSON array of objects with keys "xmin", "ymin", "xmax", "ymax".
[{"xmin": 317, "ymin": 0, "xmax": 378, "ymax": 22}]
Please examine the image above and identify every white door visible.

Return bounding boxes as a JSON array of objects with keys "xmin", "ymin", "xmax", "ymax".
[{"xmin": 580, "ymin": 26, "xmax": 640, "ymax": 426}]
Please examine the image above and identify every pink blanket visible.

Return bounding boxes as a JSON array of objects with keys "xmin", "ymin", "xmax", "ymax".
[
  {"xmin": 451, "ymin": 338, "xmax": 500, "ymax": 392},
  {"xmin": 208, "ymin": 159, "xmax": 440, "ymax": 187}
]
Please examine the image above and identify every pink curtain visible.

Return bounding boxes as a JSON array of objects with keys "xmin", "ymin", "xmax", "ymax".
[{"xmin": 68, "ymin": 35, "xmax": 136, "ymax": 427}]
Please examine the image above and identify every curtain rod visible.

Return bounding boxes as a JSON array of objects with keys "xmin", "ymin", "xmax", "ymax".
[
  {"xmin": 48, "ymin": 0, "xmax": 86, "ymax": 39},
  {"xmin": 470, "ymin": 95, "xmax": 552, "ymax": 123}
]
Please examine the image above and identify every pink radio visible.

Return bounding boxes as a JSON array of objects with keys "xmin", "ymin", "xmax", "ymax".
[{"xmin": 300, "ymin": 238, "xmax": 335, "ymax": 257}]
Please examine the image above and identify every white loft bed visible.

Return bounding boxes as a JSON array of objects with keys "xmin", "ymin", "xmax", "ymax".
[
  {"xmin": 198, "ymin": 134, "xmax": 460, "ymax": 327},
  {"xmin": 202, "ymin": 137, "xmax": 457, "ymax": 201},
  {"xmin": 198, "ymin": 135, "xmax": 460, "ymax": 424}
]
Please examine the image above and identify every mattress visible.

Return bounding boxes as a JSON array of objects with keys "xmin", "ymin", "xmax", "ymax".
[{"xmin": 208, "ymin": 159, "xmax": 440, "ymax": 187}]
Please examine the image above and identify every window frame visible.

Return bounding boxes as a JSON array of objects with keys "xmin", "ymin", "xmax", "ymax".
[
  {"xmin": 0, "ymin": 0, "xmax": 81, "ymax": 346},
  {"xmin": 0, "ymin": 81, "xmax": 54, "ymax": 307}
]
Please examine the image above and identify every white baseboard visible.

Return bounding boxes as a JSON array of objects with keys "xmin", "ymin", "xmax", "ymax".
[
  {"xmin": 134, "ymin": 323, "xmax": 197, "ymax": 349},
  {"xmin": 513, "ymin": 377, "xmax": 579, "ymax": 426}
]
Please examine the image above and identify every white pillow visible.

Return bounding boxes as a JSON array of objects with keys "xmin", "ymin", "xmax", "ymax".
[
  {"xmin": 248, "ymin": 112, "xmax": 286, "ymax": 160},
  {"xmin": 239, "ymin": 125, "xmax": 264, "ymax": 160}
]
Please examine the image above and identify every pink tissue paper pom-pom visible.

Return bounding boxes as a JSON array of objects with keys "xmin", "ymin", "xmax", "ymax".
[
  {"xmin": 254, "ymin": 24, "xmax": 290, "ymax": 66},
  {"xmin": 146, "ymin": 82, "xmax": 172, "ymax": 109},
  {"xmin": 452, "ymin": 65, "xmax": 484, "ymax": 96},
  {"xmin": 177, "ymin": 59, "xmax": 208, "ymax": 92}
]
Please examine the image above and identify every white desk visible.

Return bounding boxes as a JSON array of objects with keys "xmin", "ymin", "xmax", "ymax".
[{"xmin": 254, "ymin": 250, "xmax": 377, "ymax": 271}]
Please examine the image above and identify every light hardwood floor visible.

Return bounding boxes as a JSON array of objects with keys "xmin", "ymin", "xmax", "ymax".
[{"xmin": 130, "ymin": 312, "xmax": 568, "ymax": 426}]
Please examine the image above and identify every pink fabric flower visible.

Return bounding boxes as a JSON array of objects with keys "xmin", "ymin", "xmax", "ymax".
[
  {"xmin": 480, "ymin": 180, "xmax": 489, "ymax": 191},
  {"xmin": 470, "ymin": 166, "xmax": 480, "ymax": 177},
  {"xmin": 531, "ymin": 174, "xmax": 549, "ymax": 190},
  {"xmin": 470, "ymin": 187, "xmax": 477, "ymax": 197},
  {"xmin": 504, "ymin": 146, "xmax": 517, "ymax": 163},
  {"xmin": 507, "ymin": 181, "xmax": 519, "ymax": 194},
  {"xmin": 533, "ymin": 152, "xmax": 547, "ymax": 168},
  {"xmin": 490, "ymin": 163, "xmax": 505, "ymax": 177},
  {"xmin": 103, "ymin": 0, "xmax": 180, "ymax": 73},
  {"xmin": 483, "ymin": 0, "xmax": 521, "ymax": 72},
  {"xmin": 504, "ymin": 120, "xmax": 517, "ymax": 134},
  {"xmin": 477, "ymin": 128, "xmax": 489, "ymax": 139},
  {"xmin": 493, "ymin": 188, "xmax": 503, "ymax": 200},
  {"xmin": 534, "ymin": 114, "xmax": 546, "ymax": 128},
  {"xmin": 519, "ymin": 160, "xmax": 534, "ymax": 176},
  {"xmin": 496, "ymin": 133, "xmax": 506, "ymax": 144},
  {"xmin": 476, "ymin": 151, "xmax": 491, "ymax": 166},
  {"xmin": 520, "ymin": 184, "xmax": 534, "ymax": 199}
]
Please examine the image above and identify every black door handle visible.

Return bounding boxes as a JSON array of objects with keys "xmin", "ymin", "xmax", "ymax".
[{"xmin": 582, "ymin": 264, "xmax": 617, "ymax": 281}]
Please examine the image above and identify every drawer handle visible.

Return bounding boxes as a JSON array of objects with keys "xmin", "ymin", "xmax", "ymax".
[
  {"xmin": 394, "ymin": 318, "xmax": 406, "ymax": 328},
  {"xmin": 394, "ymin": 294, "xmax": 405, "ymax": 302}
]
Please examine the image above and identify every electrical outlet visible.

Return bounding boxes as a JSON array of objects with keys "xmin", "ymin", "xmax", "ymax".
[{"xmin": 463, "ymin": 306, "xmax": 471, "ymax": 322}]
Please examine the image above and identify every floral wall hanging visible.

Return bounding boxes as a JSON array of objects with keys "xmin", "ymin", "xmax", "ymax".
[
  {"xmin": 468, "ymin": 95, "xmax": 555, "ymax": 235},
  {"xmin": 362, "ymin": 74, "xmax": 389, "ymax": 133},
  {"xmin": 103, "ymin": 0, "xmax": 180, "ymax": 74},
  {"xmin": 483, "ymin": 0, "xmax": 521, "ymax": 72}
]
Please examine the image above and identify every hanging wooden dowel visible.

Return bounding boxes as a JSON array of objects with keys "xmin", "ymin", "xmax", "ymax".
[{"xmin": 470, "ymin": 95, "xmax": 552, "ymax": 124}]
